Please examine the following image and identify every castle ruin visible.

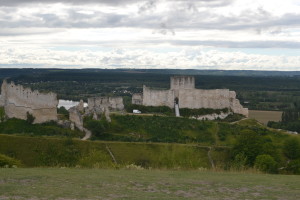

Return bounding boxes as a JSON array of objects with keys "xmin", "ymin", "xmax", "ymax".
[
  {"xmin": 0, "ymin": 80, "xmax": 58, "ymax": 123},
  {"xmin": 132, "ymin": 76, "xmax": 248, "ymax": 116}
]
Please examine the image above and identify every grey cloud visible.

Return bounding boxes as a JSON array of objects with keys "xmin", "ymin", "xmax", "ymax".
[
  {"xmin": 0, "ymin": 2, "xmax": 299, "ymax": 33},
  {"xmin": 0, "ymin": 0, "xmax": 234, "ymax": 7},
  {"xmin": 166, "ymin": 40, "xmax": 300, "ymax": 49},
  {"xmin": 29, "ymin": 38, "xmax": 300, "ymax": 49}
]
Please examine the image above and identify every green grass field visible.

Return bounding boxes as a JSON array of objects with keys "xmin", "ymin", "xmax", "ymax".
[
  {"xmin": 249, "ymin": 110, "xmax": 282, "ymax": 125},
  {"xmin": 0, "ymin": 168, "xmax": 299, "ymax": 200}
]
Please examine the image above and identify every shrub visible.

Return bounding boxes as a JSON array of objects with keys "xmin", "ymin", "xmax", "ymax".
[
  {"xmin": 57, "ymin": 106, "xmax": 69, "ymax": 119},
  {"xmin": 231, "ymin": 153, "xmax": 248, "ymax": 171},
  {"xmin": 78, "ymin": 149, "xmax": 115, "ymax": 168},
  {"xmin": 180, "ymin": 107, "xmax": 229, "ymax": 117},
  {"xmin": 232, "ymin": 130, "xmax": 263, "ymax": 166},
  {"xmin": 0, "ymin": 154, "xmax": 22, "ymax": 168},
  {"xmin": 254, "ymin": 154, "xmax": 277, "ymax": 173},
  {"xmin": 283, "ymin": 139, "xmax": 300, "ymax": 160},
  {"xmin": 26, "ymin": 112, "xmax": 35, "ymax": 124},
  {"xmin": 0, "ymin": 106, "xmax": 5, "ymax": 122},
  {"xmin": 286, "ymin": 159, "xmax": 300, "ymax": 174}
]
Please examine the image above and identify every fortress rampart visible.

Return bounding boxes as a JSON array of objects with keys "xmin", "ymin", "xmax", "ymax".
[
  {"xmin": 133, "ymin": 76, "xmax": 248, "ymax": 117},
  {"xmin": 0, "ymin": 80, "xmax": 58, "ymax": 123}
]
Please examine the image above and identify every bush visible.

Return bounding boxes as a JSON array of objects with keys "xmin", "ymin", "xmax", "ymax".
[
  {"xmin": 254, "ymin": 154, "xmax": 277, "ymax": 173},
  {"xmin": 84, "ymin": 116, "xmax": 109, "ymax": 137},
  {"xmin": 26, "ymin": 112, "xmax": 35, "ymax": 124},
  {"xmin": 180, "ymin": 107, "xmax": 229, "ymax": 117},
  {"xmin": 0, "ymin": 154, "xmax": 22, "ymax": 168},
  {"xmin": 0, "ymin": 118, "xmax": 83, "ymax": 138},
  {"xmin": 57, "ymin": 106, "xmax": 69, "ymax": 120},
  {"xmin": 232, "ymin": 130, "xmax": 263, "ymax": 166},
  {"xmin": 126, "ymin": 104, "xmax": 173, "ymax": 116},
  {"xmin": 231, "ymin": 153, "xmax": 248, "ymax": 171},
  {"xmin": 78, "ymin": 149, "xmax": 115, "ymax": 168},
  {"xmin": 0, "ymin": 106, "xmax": 5, "ymax": 122},
  {"xmin": 286, "ymin": 159, "xmax": 300, "ymax": 174},
  {"xmin": 283, "ymin": 139, "xmax": 300, "ymax": 160}
]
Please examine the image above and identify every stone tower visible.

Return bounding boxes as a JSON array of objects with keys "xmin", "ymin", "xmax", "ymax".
[{"xmin": 170, "ymin": 76, "xmax": 195, "ymax": 90}]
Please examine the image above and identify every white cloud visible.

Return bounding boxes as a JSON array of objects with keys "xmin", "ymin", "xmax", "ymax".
[
  {"xmin": 0, "ymin": 0, "xmax": 299, "ymax": 70},
  {"xmin": 0, "ymin": 46, "xmax": 299, "ymax": 70}
]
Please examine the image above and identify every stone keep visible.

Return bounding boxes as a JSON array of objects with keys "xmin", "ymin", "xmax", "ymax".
[
  {"xmin": 0, "ymin": 80, "xmax": 58, "ymax": 123},
  {"xmin": 132, "ymin": 76, "xmax": 248, "ymax": 116}
]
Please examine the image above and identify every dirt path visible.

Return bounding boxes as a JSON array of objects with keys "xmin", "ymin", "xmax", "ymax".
[
  {"xmin": 106, "ymin": 145, "xmax": 117, "ymax": 164},
  {"xmin": 207, "ymin": 147, "xmax": 215, "ymax": 169},
  {"xmin": 230, "ymin": 117, "xmax": 249, "ymax": 124}
]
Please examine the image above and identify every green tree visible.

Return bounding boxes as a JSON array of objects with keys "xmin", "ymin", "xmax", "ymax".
[
  {"xmin": 232, "ymin": 130, "xmax": 263, "ymax": 166},
  {"xmin": 283, "ymin": 139, "xmax": 300, "ymax": 160},
  {"xmin": 254, "ymin": 154, "xmax": 277, "ymax": 173}
]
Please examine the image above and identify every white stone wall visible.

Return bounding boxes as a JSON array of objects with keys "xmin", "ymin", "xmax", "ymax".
[
  {"xmin": 132, "ymin": 93, "xmax": 143, "ymax": 105},
  {"xmin": 88, "ymin": 96, "xmax": 124, "ymax": 113},
  {"xmin": 142, "ymin": 85, "xmax": 174, "ymax": 107},
  {"xmin": 170, "ymin": 76, "xmax": 195, "ymax": 90},
  {"xmin": 0, "ymin": 80, "xmax": 58, "ymax": 123},
  {"xmin": 136, "ymin": 76, "xmax": 249, "ymax": 116},
  {"xmin": 178, "ymin": 89, "xmax": 232, "ymax": 109}
]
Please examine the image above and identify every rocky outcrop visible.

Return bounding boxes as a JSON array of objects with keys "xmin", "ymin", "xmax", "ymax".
[{"xmin": 0, "ymin": 80, "xmax": 58, "ymax": 123}]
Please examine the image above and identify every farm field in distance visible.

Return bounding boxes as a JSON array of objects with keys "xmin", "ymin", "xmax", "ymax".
[
  {"xmin": 1, "ymin": 168, "xmax": 300, "ymax": 200},
  {"xmin": 249, "ymin": 110, "xmax": 282, "ymax": 125}
]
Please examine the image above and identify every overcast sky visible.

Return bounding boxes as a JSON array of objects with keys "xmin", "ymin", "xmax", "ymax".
[{"xmin": 0, "ymin": 0, "xmax": 300, "ymax": 70}]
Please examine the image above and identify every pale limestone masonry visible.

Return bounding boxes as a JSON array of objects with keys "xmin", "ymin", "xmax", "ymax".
[
  {"xmin": 132, "ymin": 76, "xmax": 248, "ymax": 117},
  {"xmin": 132, "ymin": 93, "xmax": 143, "ymax": 105},
  {"xmin": 0, "ymin": 80, "xmax": 58, "ymax": 123},
  {"xmin": 69, "ymin": 105, "xmax": 84, "ymax": 131},
  {"xmin": 88, "ymin": 97, "xmax": 124, "ymax": 113}
]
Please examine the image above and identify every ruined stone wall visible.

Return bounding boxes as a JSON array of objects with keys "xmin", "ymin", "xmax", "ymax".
[
  {"xmin": 137, "ymin": 75, "xmax": 248, "ymax": 116},
  {"xmin": 142, "ymin": 85, "xmax": 174, "ymax": 107},
  {"xmin": 69, "ymin": 107, "xmax": 84, "ymax": 131},
  {"xmin": 132, "ymin": 93, "xmax": 143, "ymax": 105},
  {"xmin": 178, "ymin": 89, "xmax": 248, "ymax": 116},
  {"xmin": 0, "ymin": 80, "xmax": 58, "ymax": 123},
  {"xmin": 178, "ymin": 89, "xmax": 232, "ymax": 109},
  {"xmin": 88, "ymin": 96, "xmax": 124, "ymax": 113}
]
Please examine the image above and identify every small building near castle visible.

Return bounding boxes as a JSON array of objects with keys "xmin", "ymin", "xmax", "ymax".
[{"xmin": 132, "ymin": 76, "xmax": 248, "ymax": 116}]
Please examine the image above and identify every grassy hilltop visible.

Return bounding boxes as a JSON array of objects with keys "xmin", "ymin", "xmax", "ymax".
[
  {"xmin": 1, "ymin": 114, "xmax": 300, "ymax": 174},
  {"xmin": 1, "ymin": 168, "xmax": 300, "ymax": 200}
]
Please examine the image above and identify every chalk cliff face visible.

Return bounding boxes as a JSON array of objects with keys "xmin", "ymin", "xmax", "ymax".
[
  {"xmin": 0, "ymin": 80, "xmax": 58, "ymax": 123},
  {"xmin": 132, "ymin": 76, "xmax": 249, "ymax": 117}
]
